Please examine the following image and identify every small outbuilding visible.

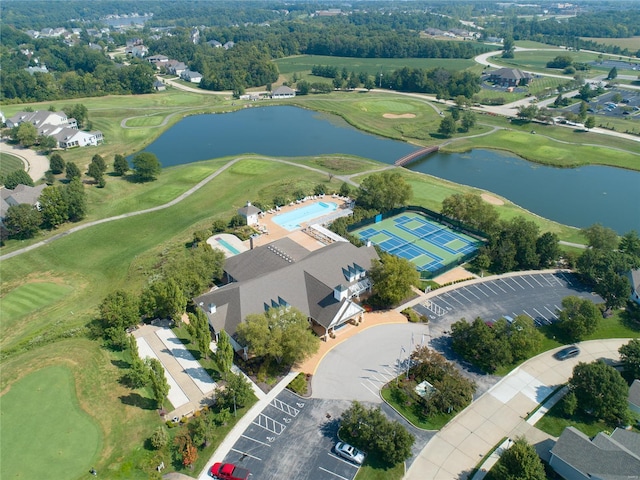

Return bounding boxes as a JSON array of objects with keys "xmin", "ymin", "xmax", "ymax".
[
  {"xmin": 272, "ymin": 85, "xmax": 296, "ymax": 99},
  {"xmin": 237, "ymin": 201, "xmax": 261, "ymax": 226}
]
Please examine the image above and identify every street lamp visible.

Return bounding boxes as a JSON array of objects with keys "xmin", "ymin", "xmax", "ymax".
[{"xmin": 379, "ymin": 73, "xmax": 383, "ymax": 88}]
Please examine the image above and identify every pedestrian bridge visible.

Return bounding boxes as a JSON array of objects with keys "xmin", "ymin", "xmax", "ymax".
[{"xmin": 394, "ymin": 146, "xmax": 440, "ymax": 167}]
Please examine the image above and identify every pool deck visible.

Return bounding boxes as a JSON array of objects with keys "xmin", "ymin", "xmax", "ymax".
[{"xmin": 244, "ymin": 196, "xmax": 350, "ymax": 251}]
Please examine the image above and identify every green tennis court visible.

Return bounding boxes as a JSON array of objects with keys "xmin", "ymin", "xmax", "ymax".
[{"xmin": 354, "ymin": 212, "xmax": 482, "ymax": 273}]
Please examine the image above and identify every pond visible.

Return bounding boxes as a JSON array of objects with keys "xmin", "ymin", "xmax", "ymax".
[{"xmin": 142, "ymin": 106, "xmax": 639, "ymax": 234}]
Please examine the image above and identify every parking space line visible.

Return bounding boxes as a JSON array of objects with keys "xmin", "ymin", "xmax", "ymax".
[
  {"xmin": 492, "ymin": 281, "xmax": 508, "ymax": 293},
  {"xmin": 472, "ymin": 284, "xmax": 490, "ymax": 297},
  {"xmin": 436, "ymin": 296, "xmax": 456, "ymax": 309},
  {"xmin": 539, "ymin": 274, "xmax": 555, "ymax": 287},
  {"xmin": 533, "ymin": 307, "xmax": 548, "ymax": 321},
  {"xmin": 522, "ymin": 309, "xmax": 534, "ymax": 319},
  {"xmin": 442, "ymin": 292, "xmax": 466, "ymax": 306},
  {"xmin": 500, "ymin": 278, "xmax": 517, "ymax": 291},
  {"xmin": 481, "ymin": 282, "xmax": 499, "ymax": 295},
  {"xmin": 462, "ymin": 286, "xmax": 481, "ymax": 300},
  {"xmin": 240, "ymin": 435, "xmax": 272, "ymax": 447},
  {"xmin": 230, "ymin": 448, "xmax": 262, "ymax": 461},
  {"xmin": 271, "ymin": 398, "xmax": 300, "ymax": 417},
  {"xmin": 544, "ymin": 306, "xmax": 559, "ymax": 319},
  {"xmin": 549, "ymin": 273, "xmax": 565, "ymax": 286},
  {"xmin": 520, "ymin": 276, "xmax": 535, "ymax": 288},
  {"xmin": 328, "ymin": 453, "xmax": 361, "ymax": 468},
  {"xmin": 529, "ymin": 275, "xmax": 544, "ymax": 287},
  {"xmin": 554, "ymin": 304, "xmax": 561, "ymax": 312},
  {"xmin": 319, "ymin": 467, "xmax": 351, "ymax": 479},
  {"xmin": 452, "ymin": 290, "xmax": 471, "ymax": 303},
  {"xmin": 509, "ymin": 277, "xmax": 526, "ymax": 289},
  {"xmin": 371, "ymin": 371, "xmax": 391, "ymax": 382},
  {"xmin": 253, "ymin": 413, "xmax": 286, "ymax": 434},
  {"xmin": 361, "ymin": 381, "xmax": 381, "ymax": 399}
]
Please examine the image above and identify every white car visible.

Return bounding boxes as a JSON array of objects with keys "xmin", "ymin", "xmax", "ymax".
[{"xmin": 334, "ymin": 441, "xmax": 365, "ymax": 465}]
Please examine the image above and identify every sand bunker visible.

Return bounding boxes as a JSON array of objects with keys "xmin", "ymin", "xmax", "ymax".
[
  {"xmin": 481, "ymin": 193, "xmax": 504, "ymax": 206},
  {"xmin": 383, "ymin": 113, "xmax": 416, "ymax": 119}
]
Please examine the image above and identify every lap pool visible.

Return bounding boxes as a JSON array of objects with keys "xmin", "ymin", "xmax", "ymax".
[{"xmin": 272, "ymin": 201, "xmax": 338, "ymax": 231}]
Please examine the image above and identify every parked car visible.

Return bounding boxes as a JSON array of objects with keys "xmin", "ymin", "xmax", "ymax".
[
  {"xmin": 554, "ymin": 346, "xmax": 580, "ymax": 360},
  {"xmin": 335, "ymin": 441, "xmax": 365, "ymax": 465},
  {"xmin": 209, "ymin": 462, "xmax": 250, "ymax": 480}
]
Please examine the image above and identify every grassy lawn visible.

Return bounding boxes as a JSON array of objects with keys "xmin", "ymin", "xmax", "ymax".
[
  {"xmin": 535, "ymin": 400, "xmax": 610, "ymax": 438},
  {"xmin": 491, "ymin": 49, "xmax": 619, "ymax": 75},
  {"xmin": 0, "ymin": 281, "xmax": 74, "ymax": 340},
  {"xmin": 275, "ymin": 55, "xmax": 475, "ymax": 77},
  {"xmin": 355, "ymin": 454, "xmax": 405, "ymax": 480},
  {"xmin": 580, "ymin": 36, "xmax": 640, "ymax": 50},
  {"xmin": 380, "ymin": 386, "xmax": 453, "ymax": 430},
  {"xmin": 0, "ymin": 365, "xmax": 102, "ymax": 480},
  {"xmin": 443, "ymin": 128, "xmax": 640, "ymax": 171},
  {"xmin": 0, "ymin": 152, "xmax": 25, "ymax": 177}
]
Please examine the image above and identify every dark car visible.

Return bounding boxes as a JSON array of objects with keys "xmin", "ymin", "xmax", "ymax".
[{"xmin": 554, "ymin": 346, "xmax": 580, "ymax": 360}]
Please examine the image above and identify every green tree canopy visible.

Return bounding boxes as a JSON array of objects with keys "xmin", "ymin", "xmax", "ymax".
[
  {"xmin": 216, "ymin": 330, "xmax": 234, "ymax": 378},
  {"xmin": 441, "ymin": 193, "xmax": 499, "ymax": 235},
  {"xmin": 99, "ymin": 290, "xmax": 140, "ymax": 346},
  {"xmin": 584, "ymin": 116, "xmax": 596, "ymax": 130},
  {"xmin": 357, "ymin": 171, "xmax": 412, "ymax": 213},
  {"xmin": 65, "ymin": 162, "xmax": 81, "ymax": 181},
  {"xmin": 369, "ymin": 253, "xmax": 420, "ymax": 307},
  {"xmin": 3, "ymin": 203, "xmax": 41, "ymax": 239},
  {"xmin": 113, "ymin": 154, "xmax": 129, "ymax": 176},
  {"xmin": 569, "ymin": 361, "xmax": 631, "ymax": 425},
  {"xmin": 216, "ymin": 372, "xmax": 256, "ymax": 410},
  {"xmin": 581, "ymin": 223, "xmax": 619, "ymax": 251},
  {"xmin": 619, "ymin": 338, "xmax": 640, "ymax": 380},
  {"xmin": 11, "ymin": 122, "xmax": 38, "ymax": 147},
  {"xmin": 64, "ymin": 177, "xmax": 87, "ymax": 221},
  {"xmin": 536, "ymin": 232, "xmax": 560, "ymax": 267},
  {"xmin": 49, "ymin": 153, "xmax": 65, "ymax": 174},
  {"xmin": 619, "ymin": 231, "xmax": 640, "ymax": 258},
  {"xmin": 437, "ymin": 114, "xmax": 457, "ymax": 137},
  {"xmin": 490, "ymin": 437, "xmax": 545, "ymax": 480},
  {"xmin": 38, "ymin": 186, "xmax": 69, "ymax": 229},
  {"xmin": 147, "ymin": 357, "xmax": 170, "ymax": 409},
  {"xmin": 132, "ymin": 152, "xmax": 162, "ymax": 182},
  {"xmin": 3, "ymin": 169, "xmax": 34, "ymax": 189},
  {"xmin": 558, "ymin": 296, "xmax": 600, "ymax": 341},
  {"xmin": 236, "ymin": 307, "xmax": 320, "ymax": 366}
]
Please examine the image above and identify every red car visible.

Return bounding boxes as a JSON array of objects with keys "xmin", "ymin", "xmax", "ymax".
[{"xmin": 209, "ymin": 462, "xmax": 251, "ymax": 480}]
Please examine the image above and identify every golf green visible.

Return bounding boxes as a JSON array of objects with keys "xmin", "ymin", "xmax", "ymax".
[
  {"xmin": 0, "ymin": 365, "xmax": 102, "ymax": 480},
  {"xmin": 0, "ymin": 282, "xmax": 73, "ymax": 333}
]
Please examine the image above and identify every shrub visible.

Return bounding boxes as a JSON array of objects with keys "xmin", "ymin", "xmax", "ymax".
[
  {"xmin": 402, "ymin": 308, "xmax": 422, "ymax": 323},
  {"xmin": 287, "ymin": 373, "xmax": 308, "ymax": 395},
  {"xmin": 150, "ymin": 427, "xmax": 169, "ymax": 450}
]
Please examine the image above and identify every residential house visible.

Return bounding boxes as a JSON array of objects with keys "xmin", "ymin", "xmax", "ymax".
[
  {"xmin": 190, "ymin": 28, "xmax": 200, "ymax": 44},
  {"xmin": 207, "ymin": 40, "xmax": 222, "ymax": 48},
  {"xmin": 54, "ymin": 128, "xmax": 103, "ymax": 148},
  {"xmin": 147, "ymin": 54, "xmax": 169, "ymax": 64},
  {"xmin": 223, "ymin": 41, "xmax": 235, "ymax": 50},
  {"xmin": 193, "ymin": 239, "xmax": 378, "ymax": 352},
  {"xmin": 487, "ymin": 68, "xmax": 533, "ymax": 87},
  {"xmin": 271, "ymin": 85, "xmax": 296, "ymax": 99},
  {"xmin": 237, "ymin": 201, "xmax": 261, "ymax": 226},
  {"xmin": 548, "ymin": 426, "xmax": 640, "ymax": 479},
  {"xmin": 6, "ymin": 111, "xmax": 70, "ymax": 130},
  {"xmin": 25, "ymin": 65, "xmax": 49, "ymax": 75},
  {"xmin": 164, "ymin": 60, "xmax": 187, "ymax": 76},
  {"xmin": 7, "ymin": 110, "xmax": 102, "ymax": 148},
  {"xmin": 630, "ymin": 379, "xmax": 640, "ymax": 416},
  {"xmin": 0, "ymin": 184, "xmax": 47, "ymax": 227},
  {"xmin": 126, "ymin": 45, "xmax": 148, "ymax": 58},
  {"xmin": 181, "ymin": 70, "xmax": 202, "ymax": 83},
  {"xmin": 627, "ymin": 269, "xmax": 640, "ymax": 306},
  {"xmin": 153, "ymin": 80, "xmax": 166, "ymax": 91}
]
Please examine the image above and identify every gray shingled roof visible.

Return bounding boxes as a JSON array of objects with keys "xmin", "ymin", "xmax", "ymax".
[
  {"xmin": 1, "ymin": 184, "xmax": 46, "ymax": 219},
  {"xmin": 194, "ymin": 241, "xmax": 378, "ymax": 336},
  {"xmin": 550, "ymin": 426, "xmax": 640, "ymax": 478},
  {"xmin": 237, "ymin": 203, "xmax": 261, "ymax": 218},
  {"xmin": 629, "ymin": 269, "xmax": 640, "ymax": 297},
  {"xmin": 489, "ymin": 67, "xmax": 532, "ymax": 81},
  {"xmin": 630, "ymin": 379, "xmax": 640, "ymax": 409}
]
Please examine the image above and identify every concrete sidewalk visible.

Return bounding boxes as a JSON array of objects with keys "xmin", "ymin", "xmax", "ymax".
[
  {"xmin": 197, "ymin": 371, "xmax": 299, "ymax": 480},
  {"xmin": 404, "ymin": 339, "xmax": 627, "ymax": 480}
]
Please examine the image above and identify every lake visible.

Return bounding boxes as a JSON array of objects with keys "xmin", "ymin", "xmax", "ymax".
[{"xmin": 143, "ymin": 106, "xmax": 639, "ymax": 234}]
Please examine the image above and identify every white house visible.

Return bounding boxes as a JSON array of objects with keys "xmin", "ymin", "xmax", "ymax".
[
  {"xmin": 181, "ymin": 70, "xmax": 202, "ymax": 83},
  {"xmin": 54, "ymin": 128, "xmax": 103, "ymax": 148},
  {"xmin": 6, "ymin": 111, "xmax": 69, "ymax": 130},
  {"xmin": 237, "ymin": 201, "xmax": 261, "ymax": 226},
  {"xmin": 627, "ymin": 269, "xmax": 640, "ymax": 306},
  {"xmin": 7, "ymin": 110, "xmax": 103, "ymax": 149},
  {"xmin": 271, "ymin": 85, "xmax": 296, "ymax": 99}
]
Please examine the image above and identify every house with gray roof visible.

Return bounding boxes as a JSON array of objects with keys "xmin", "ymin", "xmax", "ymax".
[
  {"xmin": 237, "ymin": 201, "xmax": 261, "ymax": 226},
  {"xmin": 488, "ymin": 67, "xmax": 533, "ymax": 87},
  {"xmin": 194, "ymin": 239, "xmax": 378, "ymax": 352},
  {"xmin": 627, "ymin": 269, "xmax": 640, "ymax": 306},
  {"xmin": 548, "ymin": 426, "xmax": 640, "ymax": 480},
  {"xmin": 181, "ymin": 70, "xmax": 202, "ymax": 83},
  {"xmin": 1, "ymin": 184, "xmax": 47, "ymax": 227},
  {"xmin": 272, "ymin": 85, "xmax": 295, "ymax": 99}
]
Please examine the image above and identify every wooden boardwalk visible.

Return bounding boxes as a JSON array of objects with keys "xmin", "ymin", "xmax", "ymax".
[{"xmin": 394, "ymin": 145, "xmax": 440, "ymax": 167}]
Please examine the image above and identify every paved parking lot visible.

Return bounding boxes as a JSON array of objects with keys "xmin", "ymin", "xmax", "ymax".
[{"xmin": 560, "ymin": 88, "xmax": 640, "ymax": 120}]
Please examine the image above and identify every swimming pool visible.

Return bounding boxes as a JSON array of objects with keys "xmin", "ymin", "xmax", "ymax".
[
  {"xmin": 216, "ymin": 236, "xmax": 241, "ymax": 255},
  {"xmin": 272, "ymin": 201, "xmax": 338, "ymax": 231}
]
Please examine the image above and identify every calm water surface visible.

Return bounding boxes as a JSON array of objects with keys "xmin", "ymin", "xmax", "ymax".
[{"xmin": 143, "ymin": 106, "xmax": 639, "ymax": 233}]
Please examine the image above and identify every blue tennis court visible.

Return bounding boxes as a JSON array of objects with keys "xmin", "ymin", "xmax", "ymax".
[{"xmin": 354, "ymin": 212, "xmax": 482, "ymax": 273}]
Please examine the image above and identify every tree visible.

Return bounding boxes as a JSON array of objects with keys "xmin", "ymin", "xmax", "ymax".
[
  {"xmin": 339, "ymin": 401, "xmax": 414, "ymax": 466},
  {"xmin": 581, "ymin": 223, "xmax": 618, "ymax": 250},
  {"xmin": 578, "ymin": 101, "xmax": 588, "ymax": 121},
  {"xmin": 313, "ymin": 183, "xmax": 326, "ymax": 195},
  {"xmin": 49, "ymin": 153, "xmax": 65, "ymax": 174},
  {"xmin": 297, "ymin": 80, "xmax": 310, "ymax": 95},
  {"xmin": 516, "ymin": 105, "xmax": 539, "ymax": 121},
  {"xmin": 339, "ymin": 182, "xmax": 351, "ymax": 197},
  {"xmin": 369, "ymin": 253, "xmax": 420, "ymax": 307},
  {"xmin": 13, "ymin": 122, "xmax": 38, "ymax": 147},
  {"xmin": 174, "ymin": 432, "xmax": 198, "ymax": 468},
  {"xmin": 65, "ymin": 162, "xmax": 81, "ymax": 181},
  {"xmin": 37, "ymin": 135, "xmax": 57, "ymax": 153},
  {"xmin": 460, "ymin": 111, "xmax": 476, "ymax": 132},
  {"xmin": 619, "ymin": 338, "xmax": 640, "ymax": 380},
  {"xmin": 607, "ymin": 66, "xmax": 618, "ymax": 80},
  {"xmin": 584, "ymin": 116, "xmax": 596, "ymax": 130},
  {"xmin": 64, "ymin": 177, "xmax": 87, "ymax": 221},
  {"xmin": 132, "ymin": 152, "xmax": 161, "ymax": 182},
  {"xmin": 44, "ymin": 171, "xmax": 55, "ymax": 185},
  {"xmin": 87, "ymin": 161, "xmax": 104, "ymax": 184},
  {"xmin": 620, "ymin": 231, "xmax": 640, "ymax": 257},
  {"xmin": 3, "ymin": 203, "xmax": 41, "ymax": 239},
  {"xmin": 569, "ymin": 361, "xmax": 631, "ymax": 425},
  {"xmin": 216, "ymin": 330, "xmax": 234, "ymax": 378},
  {"xmin": 437, "ymin": 115, "xmax": 457, "ymax": 138},
  {"xmin": 90, "ymin": 154, "xmax": 107, "ymax": 174},
  {"xmin": 113, "ymin": 154, "xmax": 129, "ymax": 176},
  {"xmin": 558, "ymin": 296, "xmax": 600, "ymax": 341},
  {"xmin": 147, "ymin": 358, "xmax": 170, "ymax": 409},
  {"xmin": 64, "ymin": 104, "xmax": 88, "ymax": 128},
  {"xmin": 3, "ymin": 169, "xmax": 34, "ymax": 189},
  {"xmin": 99, "ymin": 290, "xmax": 140, "ymax": 347},
  {"xmin": 39, "ymin": 186, "xmax": 69, "ymax": 228},
  {"xmin": 211, "ymin": 219, "xmax": 227, "ymax": 233},
  {"xmin": 441, "ymin": 193, "xmax": 499, "ymax": 235},
  {"xmin": 236, "ymin": 307, "xmax": 320, "ymax": 366},
  {"xmin": 491, "ymin": 437, "xmax": 545, "ymax": 480},
  {"xmin": 536, "ymin": 232, "xmax": 560, "ymax": 267},
  {"xmin": 150, "ymin": 427, "xmax": 169, "ymax": 450},
  {"xmin": 217, "ymin": 372, "xmax": 255, "ymax": 411},
  {"xmin": 357, "ymin": 172, "xmax": 412, "ymax": 212},
  {"xmin": 140, "ymin": 278, "xmax": 187, "ymax": 322},
  {"xmin": 600, "ymin": 270, "xmax": 630, "ymax": 309},
  {"xmin": 189, "ymin": 309, "xmax": 211, "ymax": 360}
]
